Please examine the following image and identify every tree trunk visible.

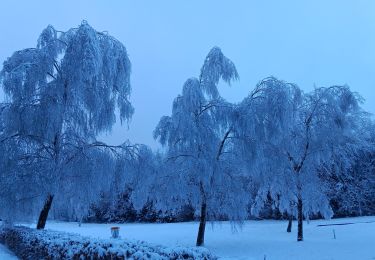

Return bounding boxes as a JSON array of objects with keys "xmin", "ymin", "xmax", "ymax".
[
  {"xmin": 297, "ymin": 197, "xmax": 303, "ymax": 241},
  {"xmin": 196, "ymin": 200, "xmax": 207, "ymax": 246},
  {"xmin": 36, "ymin": 194, "xmax": 54, "ymax": 230},
  {"xmin": 287, "ymin": 215, "xmax": 292, "ymax": 233}
]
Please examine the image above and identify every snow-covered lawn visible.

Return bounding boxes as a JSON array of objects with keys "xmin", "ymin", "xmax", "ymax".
[
  {"xmin": 0, "ymin": 244, "xmax": 17, "ymax": 260},
  {"xmin": 41, "ymin": 216, "xmax": 375, "ymax": 260}
]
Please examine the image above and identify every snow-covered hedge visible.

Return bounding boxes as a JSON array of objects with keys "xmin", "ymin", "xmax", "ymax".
[{"xmin": 0, "ymin": 226, "xmax": 216, "ymax": 259}]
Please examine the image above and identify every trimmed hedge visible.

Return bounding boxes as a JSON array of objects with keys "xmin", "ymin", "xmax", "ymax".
[{"xmin": 0, "ymin": 226, "xmax": 216, "ymax": 259}]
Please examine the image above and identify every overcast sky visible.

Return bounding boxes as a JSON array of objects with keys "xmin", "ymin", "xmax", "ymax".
[{"xmin": 1, "ymin": 0, "xmax": 374, "ymax": 148}]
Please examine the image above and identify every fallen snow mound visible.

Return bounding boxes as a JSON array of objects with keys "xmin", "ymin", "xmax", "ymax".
[{"xmin": 0, "ymin": 226, "xmax": 216, "ymax": 260}]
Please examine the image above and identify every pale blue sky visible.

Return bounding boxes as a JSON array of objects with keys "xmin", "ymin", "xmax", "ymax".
[{"xmin": 1, "ymin": 1, "xmax": 374, "ymax": 148}]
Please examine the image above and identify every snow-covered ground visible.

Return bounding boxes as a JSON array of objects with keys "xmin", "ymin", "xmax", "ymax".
[
  {"xmin": 0, "ymin": 244, "xmax": 17, "ymax": 260},
  {"xmin": 34, "ymin": 216, "xmax": 375, "ymax": 259}
]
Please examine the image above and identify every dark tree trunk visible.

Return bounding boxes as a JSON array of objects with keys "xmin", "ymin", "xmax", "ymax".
[
  {"xmin": 196, "ymin": 200, "xmax": 207, "ymax": 246},
  {"xmin": 297, "ymin": 197, "xmax": 303, "ymax": 241},
  {"xmin": 287, "ymin": 215, "xmax": 293, "ymax": 232},
  {"xmin": 36, "ymin": 194, "xmax": 54, "ymax": 230}
]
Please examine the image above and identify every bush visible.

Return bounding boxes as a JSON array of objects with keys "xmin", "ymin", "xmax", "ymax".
[{"xmin": 0, "ymin": 226, "xmax": 216, "ymax": 260}]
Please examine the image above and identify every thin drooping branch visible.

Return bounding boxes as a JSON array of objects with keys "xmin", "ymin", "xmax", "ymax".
[
  {"xmin": 167, "ymin": 154, "xmax": 196, "ymax": 162},
  {"xmin": 216, "ymin": 128, "xmax": 232, "ymax": 160}
]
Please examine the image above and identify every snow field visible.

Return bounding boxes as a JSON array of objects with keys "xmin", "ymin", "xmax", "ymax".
[
  {"xmin": 44, "ymin": 216, "xmax": 375, "ymax": 260},
  {"xmin": 0, "ymin": 244, "xmax": 17, "ymax": 260}
]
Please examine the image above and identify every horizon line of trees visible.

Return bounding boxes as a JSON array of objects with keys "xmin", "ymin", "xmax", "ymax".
[{"xmin": 0, "ymin": 21, "xmax": 374, "ymax": 246}]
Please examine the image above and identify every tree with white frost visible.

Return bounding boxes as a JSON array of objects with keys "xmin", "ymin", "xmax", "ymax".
[
  {"xmin": 151, "ymin": 47, "xmax": 249, "ymax": 246},
  {"xmin": 0, "ymin": 21, "xmax": 133, "ymax": 228},
  {"xmin": 51, "ymin": 148, "xmax": 116, "ymax": 222},
  {"xmin": 237, "ymin": 77, "xmax": 367, "ymax": 241},
  {"xmin": 324, "ymin": 121, "xmax": 375, "ymax": 217}
]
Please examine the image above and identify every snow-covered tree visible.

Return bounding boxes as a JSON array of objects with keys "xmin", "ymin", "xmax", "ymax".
[
  {"xmin": 237, "ymin": 77, "xmax": 368, "ymax": 241},
  {"xmin": 0, "ymin": 21, "xmax": 133, "ymax": 228},
  {"xmin": 148, "ymin": 47, "xmax": 250, "ymax": 246},
  {"xmin": 325, "ymin": 121, "xmax": 375, "ymax": 217},
  {"xmin": 0, "ymin": 102, "xmax": 46, "ymax": 222},
  {"xmin": 52, "ymin": 148, "xmax": 116, "ymax": 222}
]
